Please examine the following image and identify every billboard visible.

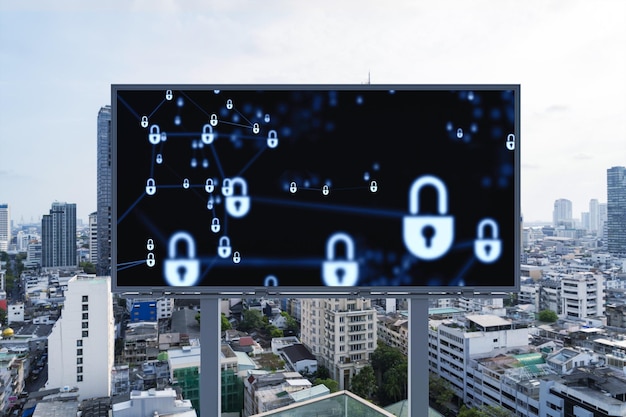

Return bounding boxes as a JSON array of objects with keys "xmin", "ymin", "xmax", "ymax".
[{"xmin": 112, "ymin": 85, "xmax": 520, "ymax": 296}]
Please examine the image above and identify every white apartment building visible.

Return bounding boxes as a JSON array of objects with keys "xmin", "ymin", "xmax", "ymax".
[
  {"xmin": 561, "ymin": 273, "xmax": 605, "ymax": 319},
  {"xmin": 88, "ymin": 212, "xmax": 98, "ymax": 264},
  {"xmin": 158, "ymin": 297, "xmax": 175, "ymax": 319},
  {"xmin": 47, "ymin": 275, "xmax": 114, "ymax": 400},
  {"xmin": 519, "ymin": 284, "xmax": 540, "ymax": 310},
  {"xmin": 300, "ymin": 298, "xmax": 377, "ymax": 390}
]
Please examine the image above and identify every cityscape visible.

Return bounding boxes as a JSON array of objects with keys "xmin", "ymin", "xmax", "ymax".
[{"xmin": 0, "ymin": 105, "xmax": 625, "ymax": 416}]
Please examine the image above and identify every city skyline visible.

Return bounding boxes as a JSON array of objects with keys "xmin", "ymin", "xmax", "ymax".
[{"xmin": 1, "ymin": 1, "xmax": 625, "ymax": 223}]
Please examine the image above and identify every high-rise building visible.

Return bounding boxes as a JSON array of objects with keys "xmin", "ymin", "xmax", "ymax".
[
  {"xmin": 47, "ymin": 275, "xmax": 114, "ymax": 400},
  {"xmin": 88, "ymin": 211, "xmax": 98, "ymax": 264},
  {"xmin": 0, "ymin": 204, "xmax": 10, "ymax": 252},
  {"xmin": 589, "ymin": 198, "xmax": 600, "ymax": 232},
  {"xmin": 552, "ymin": 198, "xmax": 573, "ymax": 227},
  {"xmin": 41, "ymin": 201, "xmax": 77, "ymax": 268},
  {"xmin": 607, "ymin": 166, "xmax": 626, "ymax": 256},
  {"xmin": 300, "ymin": 298, "xmax": 377, "ymax": 390},
  {"xmin": 97, "ymin": 105, "xmax": 112, "ymax": 276}
]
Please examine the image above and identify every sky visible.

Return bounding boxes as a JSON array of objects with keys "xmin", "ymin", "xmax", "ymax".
[{"xmin": 0, "ymin": 0, "xmax": 624, "ymax": 224}]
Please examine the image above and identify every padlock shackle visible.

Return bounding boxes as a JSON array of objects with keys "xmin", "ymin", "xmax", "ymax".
[
  {"xmin": 264, "ymin": 275, "xmax": 278, "ymax": 286},
  {"xmin": 203, "ymin": 124, "xmax": 213, "ymax": 133},
  {"xmin": 150, "ymin": 124, "xmax": 160, "ymax": 133},
  {"xmin": 230, "ymin": 177, "xmax": 248, "ymax": 195},
  {"xmin": 219, "ymin": 236, "xmax": 230, "ymax": 246},
  {"xmin": 168, "ymin": 231, "xmax": 196, "ymax": 258},
  {"xmin": 477, "ymin": 218, "xmax": 498, "ymax": 239},
  {"xmin": 409, "ymin": 175, "xmax": 448, "ymax": 215},
  {"xmin": 326, "ymin": 232, "xmax": 355, "ymax": 261},
  {"xmin": 146, "ymin": 178, "xmax": 155, "ymax": 186},
  {"xmin": 268, "ymin": 130, "xmax": 277, "ymax": 139}
]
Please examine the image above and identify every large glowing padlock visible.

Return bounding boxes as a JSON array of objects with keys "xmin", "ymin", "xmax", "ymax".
[
  {"xmin": 267, "ymin": 130, "xmax": 278, "ymax": 148},
  {"xmin": 201, "ymin": 124, "xmax": 215, "ymax": 144},
  {"xmin": 149, "ymin": 125, "xmax": 161, "ymax": 145},
  {"xmin": 403, "ymin": 175, "xmax": 454, "ymax": 260},
  {"xmin": 322, "ymin": 232, "xmax": 359, "ymax": 286},
  {"xmin": 205, "ymin": 178, "xmax": 215, "ymax": 193},
  {"xmin": 217, "ymin": 236, "xmax": 232, "ymax": 258},
  {"xmin": 225, "ymin": 177, "xmax": 250, "ymax": 218},
  {"xmin": 474, "ymin": 218, "xmax": 501, "ymax": 263},
  {"xmin": 506, "ymin": 133, "xmax": 515, "ymax": 150},
  {"xmin": 164, "ymin": 231, "xmax": 200, "ymax": 286},
  {"xmin": 146, "ymin": 178, "xmax": 156, "ymax": 196},
  {"xmin": 211, "ymin": 218, "xmax": 221, "ymax": 233}
]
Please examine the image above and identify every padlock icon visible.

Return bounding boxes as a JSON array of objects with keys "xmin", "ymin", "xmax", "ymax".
[
  {"xmin": 217, "ymin": 236, "xmax": 232, "ymax": 258},
  {"xmin": 474, "ymin": 218, "xmax": 502, "ymax": 263},
  {"xmin": 210, "ymin": 114, "xmax": 218, "ymax": 127},
  {"xmin": 164, "ymin": 231, "xmax": 200, "ymax": 286},
  {"xmin": 264, "ymin": 114, "xmax": 271, "ymax": 123},
  {"xmin": 253, "ymin": 123, "xmax": 260, "ymax": 134},
  {"xmin": 146, "ymin": 238, "xmax": 155, "ymax": 251},
  {"xmin": 233, "ymin": 251, "xmax": 241, "ymax": 263},
  {"xmin": 146, "ymin": 178, "xmax": 157, "ymax": 196},
  {"xmin": 456, "ymin": 128, "xmax": 463, "ymax": 139},
  {"xmin": 183, "ymin": 178, "xmax": 190, "ymax": 189},
  {"xmin": 201, "ymin": 124, "xmax": 215, "ymax": 144},
  {"xmin": 289, "ymin": 181, "xmax": 297, "ymax": 193},
  {"xmin": 322, "ymin": 232, "xmax": 359, "ymax": 286},
  {"xmin": 221, "ymin": 178, "xmax": 233, "ymax": 196},
  {"xmin": 149, "ymin": 125, "xmax": 161, "ymax": 145},
  {"xmin": 403, "ymin": 175, "xmax": 454, "ymax": 260},
  {"xmin": 264, "ymin": 275, "xmax": 278, "ymax": 286},
  {"xmin": 322, "ymin": 184, "xmax": 330, "ymax": 196},
  {"xmin": 156, "ymin": 154, "xmax": 163, "ymax": 164},
  {"xmin": 206, "ymin": 196, "xmax": 214, "ymax": 210},
  {"xmin": 267, "ymin": 130, "xmax": 278, "ymax": 148},
  {"xmin": 205, "ymin": 178, "xmax": 215, "ymax": 193},
  {"xmin": 141, "ymin": 116, "xmax": 149, "ymax": 128},
  {"xmin": 160, "ymin": 131, "xmax": 167, "ymax": 142},
  {"xmin": 211, "ymin": 218, "xmax": 221, "ymax": 233},
  {"xmin": 225, "ymin": 177, "xmax": 250, "ymax": 218},
  {"xmin": 506, "ymin": 133, "xmax": 515, "ymax": 150},
  {"xmin": 146, "ymin": 253, "xmax": 156, "ymax": 268},
  {"xmin": 370, "ymin": 180, "xmax": 378, "ymax": 192},
  {"xmin": 165, "ymin": 90, "xmax": 173, "ymax": 100},
  {"xmin": 226, "ymin": 99, "xmax": 233, "ymax": 109}
]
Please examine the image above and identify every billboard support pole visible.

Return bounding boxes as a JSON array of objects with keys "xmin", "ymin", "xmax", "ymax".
[
  {"xmin": 200, "ymin": 298, "xmax": 221, "ymax": 417},
  {"xmin": 409, "ymin": 296, "xmax": 430, "ymax": 417}
]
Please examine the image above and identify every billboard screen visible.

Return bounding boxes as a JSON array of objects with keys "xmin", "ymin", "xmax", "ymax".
[{"xmin": 112, "ymin": 85, "xmax": 520, "ymax": 296}]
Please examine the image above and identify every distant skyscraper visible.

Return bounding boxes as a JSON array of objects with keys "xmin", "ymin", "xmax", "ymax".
[
  {"xmin": 589, "ymin": 198, "xmax": 599, "ymax": 233},
  {"xmin": 599, "ymin": 203, "xmax": 608, "ymax": 238},
  {"xmin": 97, "ymin": 105, "xmax": 112, "ymax": 276},
  {"xmin": 89, "ymin": 211, "xmax": 98, "ymax": 264},
  {"xmin": 607, "ymin": 166, "xmax": 626, "ymax": 256},
  {"xmin": 553, "ymin": 198, "xmax": 573, "ymax": 227},
  {"xmin": 42, "ymin": 202, "xmax": 77, "ymax": 268},
  {"xmin": 0, "ymin": 204, "xmax": 9, "ymax": 252}
]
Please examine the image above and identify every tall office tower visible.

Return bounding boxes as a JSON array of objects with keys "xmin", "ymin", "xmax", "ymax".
[
  {"xmin": 589, "ymin": 198, "xmax": 599, "ymax": 233},
  {"xmin": 97, "ymin": 105, "xmax": 112, "ymax": 276},
  {"xmin": 47, "ymin": 275, "xmax": 114, "ymax": 400},
  {"xmin": 552, "ymin": 198, "xmax": 573, "ymax": 227},
  {"xmin": 300, "ymin": 298, "xmax": 377, "ymax": 390},
  {"xmin": 88, "ymin": 211, "xmax": 98, "ymax": 264},
  {"xmin": 0, "ymin": 204, "xmax": 9, "ymax": 252},
  {"xmin": 598, "ymin": 203, "xmax": 608, "ymax": 238},
  {"xmin": 607, "ymin": 166, "xmax": 626, "ymax": 256},
  {"xmin": 41, "ymin": 201, "xmax": 77, "ymax": 268}
]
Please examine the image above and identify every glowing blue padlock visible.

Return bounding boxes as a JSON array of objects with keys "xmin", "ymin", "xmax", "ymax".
[
  {"xmin": 205, "ymin": 178, "xmax": 215, "ymax": 193},
  {"xmin": 474, "ymin": 218, "xmax": 501, "ymax": 263},
  {"xmin": 211, "ymin": 218, "xmax": 221, "ymax": 233},
  {"xmin": 210, "ymin": 114, "xmax": 218, "ymax": 126},
  {"xmin": 253, "ymin": 123, "xmax": 260, "ymax": 134},
  {"xmin": 403, "ymin": 175, "xmax": 454, "ymax": 260},
  {"xmin": 141, "ymin": 116, "xmax": 149, "ymax": 128},
  {"xmin": 201, "ymin": 124, "xmax": 215, "ymax": 144},
  {"xmin": 217, "ymin": 236, "xmax": 232, "ymax": 258},
  {"xmin": 506, "ymin": 133, "xmax": 515, "ymax": 150},
  {"xmin": 183, "ymin": 178, "xmax": 190, "ymax": 189},
  {"xmin": 148, "ymin": 125, "xmax": 161, "ymax": 145},
  {"xmin": 164, "ymin": 231, "xmax": 199, "ymax": 286},
  {"xmin": 289, "ymin": 182, "xmax": 297, "ymax": 193},
  {"xmin": 264, "ymin": 275, "xmax": 278, "ymax": 286},
  {"xmin": 146, "ymin": 238, "xmax": 155, "ymax": 251},
  {"xmin": 267, "ymin": 130, "xmax": 278, "ymax": 148},
  {"xmin": 146, "ymin": 178, "xmax": 156, "ymax": 196},
  {"xmin": 370, "ymin": 180, "xmax": 378, "ymax": 192},
  {"xmin": 165, "ymin": 90, "xmax": 173, "ymax": 100},
  {"xmin": 225, "ymin": 177, "xmax": 250, "ymax": 218},
  {"xmin": 221, "ymin": 178, "xmax": 233, "ymax": 196},
  {"xmin": 226, "ymin": 99, "xmax": 233, "ymax": 109},
  {"xmin": 146, "ymin": 253, "xmax": 156, "ymax": 268},
  {"xmin": 156, "ymin": 154, "xmax": 163, "ymax": 164},
  {"xmin": 232, "ymin": 251, "xmax": 241, "ymax": 263},
  {"xmin": 322, "ymin": 184, "xmax": 330, "ymax": 196},
  {"xmin": 322, "ymin": 232, "xmax": 359, "ymax": 286}
]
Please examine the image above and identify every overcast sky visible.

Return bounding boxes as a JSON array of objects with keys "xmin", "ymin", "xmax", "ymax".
[{"xmin": 0, "ymin": 0, "xmax": 624, "ymax": 224}]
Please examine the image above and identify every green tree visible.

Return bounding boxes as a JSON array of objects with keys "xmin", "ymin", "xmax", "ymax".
[
  {"xmin": 429, "ymin": 373, "xmax": 454, "ymax": 409},
  {"xmin": 269, "ymin": 326, "xmax": 283, "ymax": 338},
  {"xmin": 0, "ymin": 308, "xmax": 7, "ymax": 326},
  {"xmin": 350, "ymin": 365, "xmax": 377, "ymax": 399},
  {"xmin": 458, "ymin": 405, "xmax": 485, "ymax": 417},
  {"xmin": 280, "ymin": 311, "xmax": 300, "ymax": 333},
  {"xmin": 538, "ymin": 309, "xmax": 558, "ymax": 323},
  {"xmin": 238, "ymin": 309, "xmax": 265, "ymax": 333},
  {"xmin": 313, "ymin": 365, "xmax": 330, "ymax": 380},
  {"xmin": 221, "ymin": 313, "xmax": 232, "ymax": 331},
  {"xmin": 80, "ymin": 261, "xmax": 96, "ymax": 274},
  {"xmin": 315, "ymin": 378, "xmax": 339, "ymax": 393}
]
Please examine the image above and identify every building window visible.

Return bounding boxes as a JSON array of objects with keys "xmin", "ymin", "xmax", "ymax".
[
  {"xmin": 77, "ymin": 340, "xmax": 83, "ymax": 347},
  {"xmin": 82, "ymin": 295, "xmax": 88, "ymax": 302},
  {"xmin": 77, "ymin": 375, "xmax": 83, "ymax": 382},
  {"xmin": 77, "ymin": 349, "xmax": 83, "ymax": 356},
  {"xmin": 82, "ymin": 322, "xmax": 89, "ymax": 329},
  {"xmin": 82, "ymin": 304, "xmax": 88, "ymax": 311},
  {"xmin": 82, "ymin": 330, "xmax": 89, "ymax": 337},
  {"xmin": 77, "ymin": 358, "xmax": 83, "ymax": 364},
  {"xmin": 77, "ymin": 366, "xmax": 83, "ymax": 374},
  {"xmin": 82, "ymin": 313, "xmax": 88, "ymax": 320}
]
